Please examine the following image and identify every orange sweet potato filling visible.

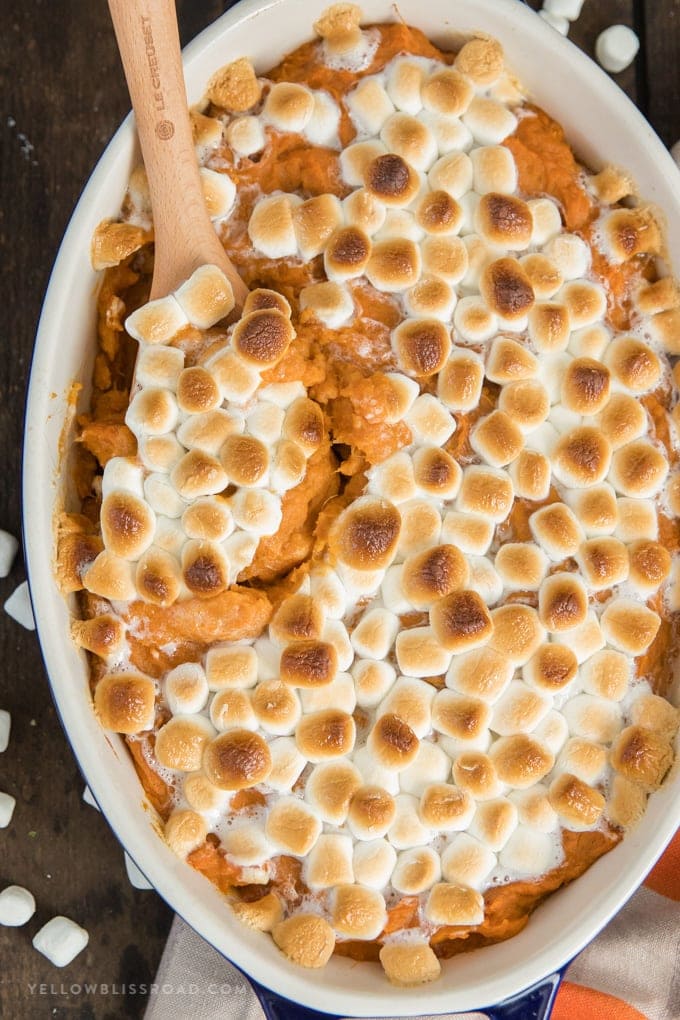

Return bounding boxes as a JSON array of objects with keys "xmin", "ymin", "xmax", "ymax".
[{"xmin": 55, "ymin": 21, "xmax": 680, "ymax": 963}]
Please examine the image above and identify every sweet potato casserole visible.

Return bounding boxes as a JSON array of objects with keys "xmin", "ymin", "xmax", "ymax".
[{"xmin": 56, "ymin": 3, "xmax": 680, "ymax": 985}]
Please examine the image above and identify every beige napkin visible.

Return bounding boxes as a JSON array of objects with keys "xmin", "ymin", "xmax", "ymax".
[{"xmin": 143, "ymin": 834, "xmax": 680, "ymax": 1020}]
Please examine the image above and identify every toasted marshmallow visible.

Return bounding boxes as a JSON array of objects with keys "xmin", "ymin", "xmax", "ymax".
[
  {"xmin": 219, "ymin": 434, "xmax": 269, "ymax": 488},
  {"xmin": 421, "ymin": 67, "xmax": 473, "ymax": 116},
  {"xmin": 568, "ymin": 323, "xmax": 610, "ymax": 361},
  {"xmin": 125, "ymin": 296, "xmax": 188, "ymax": 346},
  {"xmin": 305, "ymin": 833, "xmax": 354, "ymax": 889},
  {"xmin": 352, "ymin": 746, "xmax": 400, "ymax": 795},
  {"xmin": 138, "ymin": 432, "xmax": 183, "ymax": 477},
  {"xmin": 349, "ymin": 608, "xmax": 398, "ymax": 661},
  {"xmin": 628, "ymin": 540, "xmax": 671, "ymax": 594},
  {"xmin": 486, "ymin": 336, "xmax": 538, "ymax": 384},
  {"xmin": 125, "ymin": 388, "xmax": 179, "ymax": 438},
  {"xmin": 245, "ymin": 402, "xmax": 285, "ymax": 447},
  {"xmin": 136, "ymin": 345, "xmax": 184, "ymax": 391},
  {"xmin": 456, "ymin": 466, "xmax": 514, "ymax": 523},
  {"xmin": 440, "ymin": 833, "xmax": 496, "ymax": 890},
  {"xmin": 468, "ymin": 797, "xmax": 518, "ymax": 851},
  {"xmin": 176, "ymin": 266, "xmax": 235, "ymax": 331},
  {"xmin": 94, "ymin": 672, "xmax": 155, "ymax": 734},
  {"xmin": 376, "ymin": 208, "xmax": 424, "ymax": 244},
  {"xmin": 210, "ymin": 688, "xmax": 258, "ymax": 731},
  {"xmin": 182, "ymin": 772, "xmax": 229, "ymax": 816},
  {"xmin": 494, "ymin": 543, "xmax": 548, "ymax": 591},
  {"xmin": 347, "ymin": 77, "xmax": 394, "ymax": 135},
  {"xmin": 199, "ymin": 168, "xmax": 236, "ymax": 221},
  {"xmin": 400, "ymin": 741, "xmax": 450, "ymax": 797},
  {"xmin": 614, "ymin": 498, "xmax": 658, "ymax": 542},
  {"xmin": 181, "ymin": 539, "xmax": 231, "ymax": 597},
  {"xmin": 611, "ymin": 725, "xmax": 674, "ymax": 790},
  {"xmin": 176, "ymin": 410, "xmax": 240, "ymax": 458},
  {"xmin": 468, "ymin": 556, "xmax": 503, "ymax": 606},
  {"xmin": 520, "ymin": 253, "xmax": 563, "ymax": 299},
  {"xmin": 381, "ymin": 112, "xmax": 438, "ymax": 172},
  {"xmin": 164, "ymin": 662, "xmax": 208, "ymax": 715},
  {"xmin": 549, "ymin": 773, "xmax": 604, "ymax": 829},
  {"xmin": 470, "ymin": 145, "xmax": 517, "ymax": 195},
  {"xmin": 231, "ymin": 488, "xmax": 282, "ymax": 537},
  {"xmin": 329, "ymin": 496, "xmax": 401, "ymax": 570},
  {"xmin": 202, "ymin": 728, "xmax": 272, "ymax": 790},
  {"xmin": 490, "ymin": 681, "xmax": 551, "ymax": 736},
  {"xmin": 544, "ymin": 233, "xmax": 590, "ymax": 280},
  {"xmin": 421, "ymin": 235, "xmax": 469, "ymax": 284},
  {"xmin": 176, "ymin": 366, "xmax": 222, "ymax": 415},
  {"xmin": 221, "ymin": 822, "xmax": 273, "ymax": 868},
  {"xmin": 607, "ymin": 336, "xmax": 662, "ymax": 396},
  {"xmin": 164, "ymin": 810, "xmax": 208, "ymax": 859},
  {"xmin": 580, "ymin": 648, "xmax": 630, "ymax": 702},
  {"xmin": 476, "ymin": 198, "xmax": 533, "ymax": 254},
  {"xmin": 379, "ymin": 677, "xmax": 435, "ymax": 739},
  {"xmin": 154, "ymin": 713, "xmax": 215, "ymax": 771},
  {"xmin": 263, "ymin": 81, "xmax": 314, "ymax": 133},
  {"xmin": 563, "ymin": 693, "xmax": 623, "ymax": 744},
  {"xmin": 206, "ymin": 56, "xmax": 261, "ymax": 111},
  {"xmin": 226, "ymin": 115, "xmax": 265, "ymax": 156},
  {"xmin": 441, "ymin": 511, "xmax": 494, "ymax": 556},
  {"xmin": 561, "ymin": 358, "xmax": 611, "ymax": 417},
  {"xmin": 367, "ymin": 713, "xmax": 420, "ymax": 772},
  {"xmin": 491, "ymin": 734, "xmax": 554, "ymax": 789},
  {"xmin": 232, "ymin": 309, "xmax": 295, "ymax": 368},
  {"xmin": 206, "ymin": 645, "xmax": 258, "ymax": 691},
  {"xmin": 432, "ymin": 689, "xmax": 490, "ymax": 742},
  {"xmin": 251, "ymin": 680, "xmax": 301, "ymax": 735},
  {"xmin": 143, "ymin": 472, "xmax": 185, "ymax": 518},
  {"xmin": 498, "ymin": 380, "xmax": 550, "ymax": 434},
  {"xmin": 299, "ymin": 280, "xmax": 354, "ymax": 329},
  {"xmin": 559, "ymin": 280, "xmax": 606, "ymax": 330},
  {"xmin": 552, "ymin": 426, "xmax": 612, "ymax": 488},
  {"xmin": 411, "ymin": 448, "xmax": 460, "ymax": 501},
  {"xmin": 300, "ymin": 671, "xmax": 356, "ymax": 715},
  {"xmin": 405, "ymin": 394, "xmax": 456, "ymax": 446},
  {"xmin": 100, "ymin": 491, "xmax": 156, "ymax": 561},
  {"xmin": 429, "ymin": 590, "xmax": 493, "ymax": 654},
  {"xmin": 453, "ymin": 295, "xmax": 498, "ymax": 342},
  {"xmin": 416, "ymin": 190, "xmax": 463, "ymax": 237},
  {"xmin": 529, "ymin": 503, "xmax": 585, "ymax": 561},
  {"xmin": 280, "ymin": 640, "xmax": 338, "ymax": 688},
  {"xmin": 340, "ymin": 139, "xmax": 388, "ymax": 186},
  {"xmin": 347, "ymin": 785, "xmax": 397, "ymax": 841},
  {"xmin": 609, "ymin": 440, "xmax": 668, "ymax": 498},
  {"xmin": 172, "ymin": 449, "xmax": 229, "ymax": 499},
  {"xmin": 388, "ymin": 793, "xmax": 433, "ymax": 849},
  {"xmin": 470, "ymin": 410, "xmax": 525, "ymax": 468},
  {"xmin": 391, "ymin": 318, "xmax": 451, "ymax": 378},
  {"xmin": 271, "ymin": 594, "xmax": 324, "ymax": 644},
  {"xmin": 365, "ymin": 152, "xmax": 421, "ymax": 209},
  {"xmin": 527, "ymin": 197, "xmax": 562, "ymax": 245},
  {"xmin": 422, "ymin": 109, "xmax": 474, "ymax": 154},
  {"xmin": 600, "ymin": 598, "xmax": 661, "ymax": 655},
  {"xmin": 509, "ymin": 785, "xmax": 558, "ymax": 834},
  {"xmin": 400, "ymin": 545, "xmax": 468, "ymax": 610},
  {"xmin": 555, "ymin": 611, "xmax": 605, "ymax": 666},
  {"xmin": 352, "ymin": 839, "xmax": 397, "ymax": 888},
  {"xmin": 524, "ymin": 642, "xmax": 578, "ymax": 693},
  {"xmin": 365, "ymin": 237, "xmax": 421, "ymax": 292},
  {"xmin": 324, "ymin": 225, "xmax": 372, "ymax": 281},
  {"xmin": 248, "ymin": 194, "xmax": 300, "ymax": 259},
  {"xmin": 599, "ymin": 206, "xmax": 661, "ymax": 264},
  {"xmin": 538, "ymin": 572, "xmax": 589, "ymax": 633},
  {"xmin": 463, "ymin": 96, "xmax": 517, "ymax": 145},
  {"xmin": 71, "ymin": 614, "xmax": 126, "ymax": 659},
  {"xmin": 379, "ymin": 372, "xmax": 420, "ymax": 425},
  {"xmin": 428, "ymin": 151, "xmax": 473, "ymax": 201},
  {"xmin": 489, "ymin": 605, "xmax": 545, "ymax": 665},
  {"xmin": 575, "ymin": 536, "xmax": 629, "ymax": 591},
  {"xmin": 265, "ymin": 736, "xmax": 306, "ymax": 792},
  {"xmin": 417, "ymin": 781, "xmax": 476, "ymax": 832},
  {"xmin": 82, "ymin": 550, "xmax": 137, "ymax": 601},
  {"xmin": 331, "ymin": 884, "xmax": 387, "ymax": 941},
  {"xmin": 529, "ymin": 711, "xmax": 567, "ymax": 757},
  {"xmin": 292, "ymin": 193, "xmax": 343, "ymax": 260},
  {"xmin": 392, "ymin": 846, "xmax": 441, "ymax": 894},
  {"xmin": 295, "ymin": 709, "xmax": 355, "ymax": 762},
  {"xmin": 606, "ymin": 774, "xmax": 648, "ymax": 830},
  {"xmin": 455, "ymin": 35, "xmax": 504, "ymax": 86},
  {"xmin": 272, "ymin": 913, "xmax": 335, "ymax": 968},
  {"xmin": 101, "ymin": 457, "xmax": 144, "ymax": 501},
  {"xmin": 352, "ymin": 659, "xmax": 397, "ymax": 709},
  {"xmin": 305, "ymin": 759, "xmax": 362, "ymax": 825},
  {"xmin": 264, "ymin": 796, "xmax": 322, "ymax": 856},
  {"xmin": 385, "ymin": 55, "xmax": 428, "ymax": 113},
  {"xmin": 499, "ymin": 826, "xmax": 554, "ymax": 876},
  {"xmin": 343, "ymin": 187, "xmax": 386, "ymax": 236},
  {"xmin": 527, "ymin": 302, "xmax": 571, "ymax": 353},
  {"xmin": 304, "ymin": 89, "xmax": 340, "ymax": 145},
  {"xmin": 630, "ymin": 692, "xmax": 678, "ymax": 742},
  {"xmin": 206, "ymin": 349, "xmax": 260, "ymax": 404},
  {"xmin": 437, "ymin": 349, "xmax": 484, "ymax": 412}
]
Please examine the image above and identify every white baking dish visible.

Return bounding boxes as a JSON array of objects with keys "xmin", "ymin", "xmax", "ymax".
[{"xmin": 24, "ymin": 0, "xmax": 680, "ymax": 1016}]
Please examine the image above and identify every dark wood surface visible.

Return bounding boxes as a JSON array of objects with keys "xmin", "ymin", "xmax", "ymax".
[{"xmin": 0, "ymin": 2, "xmax": 678, "ymax": 1018}]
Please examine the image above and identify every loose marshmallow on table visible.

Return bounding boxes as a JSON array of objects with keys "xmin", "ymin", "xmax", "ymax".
[
  {"xmin": 0, "ymin": 709, "xmax": 10, "ymax": 752},
  {"xmin": 0, "ymin": 530, "xmax": 18, "ymax": 578},
  {"xmin": 539, "ymin": 10, "xmax": 569, "ymax": 36},
  {"xmin": 124, "ymin": 852, "xmax": 153, "ymax": 890},
  {"xmin": 0, "ymin": 885, "xmax": 36, "ymax": 926},
  {"xmin": 0, "ymin": 791, "xmax": 16, "ymax": 827},
  {"xmin": 596, "ymin": 26, "xmax": 640, "ymax": 74},
  {"xmin": 82, "ymin": 786, "xmax": 100, "ymax": 811},
  {"xmin": 4, "ymin": 581, "xmax": 35, "ymax": 630},
  {"xmin": 543, "ymin": 0, "xmax": 584, "ymax": 20},
  {"xmin": 33, "ymin": 916, "xmax": 90, "ymax": 967},
  {"xmin": 671, "ymin": 141, "xmax": 680, "ymax": 167}
]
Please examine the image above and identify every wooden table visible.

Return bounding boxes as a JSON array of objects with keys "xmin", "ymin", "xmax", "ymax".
[{"xmin": 0, "ymin": 1, "xmax": 678, "ymax": 1017}]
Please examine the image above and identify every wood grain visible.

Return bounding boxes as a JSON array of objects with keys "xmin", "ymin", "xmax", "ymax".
[{"xmin": 0, "ymin": 2, "xmax": 677, "ymax": 1017}]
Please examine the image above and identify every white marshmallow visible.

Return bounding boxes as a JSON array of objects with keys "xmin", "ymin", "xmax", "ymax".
[
  {"xmin": 32, "ymin": 916, "xmax": 89, "ymax": 967},
  {"xmin": 0, "ymin": 885, "xmax": 36, "ymax": 926},
  {"xmin": 539, "ymin": 10, "xmax": 569, "ymax": 35},
  {"xmin": 222, "ymin": 822, "xmax": 272, "ymax": 866},
  {"xmin": 468, "ymin": 556, "xmax": 503, "ymax": 605},
  {"xmin": 529, "ymin": 199, "xmax": 562, "ymax": 245},
  {"xmin": 399, "ymin": 742, "xmax": 450, "ymax": 796},
  {"xmin": 563, "ymin": 694, "xmax": 623, "ymax": 743},
  {"xmin": 388, "ymin": 794, "xmax": 432, "ymax": 850},
  {"xmin": 532, "ymin": 709, "xmax": 569, "ymax": 755},
  {"xmin": 300, "ymin": 672, "xmax": 357, "ymax": 715},
  {"xmin": 304, "ymin": 834, "xmax": 354, "ymax": 889},
  {"xmin": 144, "ymin": 473, "xmax": 186, "ymax": 519},
  {"xmin": 230, "ymin": 488, "xmax": 282, "ymax": 537},
  {"xmin": 82, "ymin": 786, "xmax": 100, "ymax": 811},
  {"xmin": 405, "ymin": 395, "xmax": 456, "ymax": 446},
  {"xmin": 351, "ymin": 608, "xmax": 400, "ymax": 660},
  {"xmin": 0, "ymin": 791, "xmax": 16, "ymax": 828},
  {"xmin": 4, "ymin": 581, "xmax": 34, "ymax": 631},
  {"xmin": 352, "ymin": 746, "xmax": 400, "ymax": 795},
  {"xmin": 263, "ymin": 82, "xmax": 314, "ymax": 132},
  {"xmin": 304, "ymin": 90, "xmax": 340, "ymax": 146},
  {"xmin": 200, "ymin": 168, "xmax": 236, "ymax": 220},
  {"xmin": 352, "ymin": 659, "xmax": 397, "ymax": 709},
  {"xmin": 421, "ymin": 111, "xmax": 474, "ymax": 156},
  {"xmin": 101, "ymin": 457, "xmax": 145, "ymax": 500},
  {"xmin": 164, "ymin": 662, "xmax": 209, "ymax": 715},
  {"xmin": 124, "ymin": 852, "xmax": 153, "ymax": 890},
  {"xmin": 125, "ymin": 388, "xmax": 179, "ymax": 438},
  {"xmin": 299, "ymin": 282, "xmax": 354, "ymax": 329},
  {"xmin": 352, "ymin": 839, "xmax": 397, "ymax": 889},
  {"xmin": 154, "ymin": 516, "xmax": 186, "ymax": 556},
  {"xmin": 366, "ymin": 452, "xmax": 417, "ymax": 505},
  {"xmin": 226, "ymin": 115, "xmax": 265, "ymax": 157},
  {"xmin": 310, "ymin": 568, "xmax": 348, "ymax": 620},
  {"xmin": 259, "ymin": 382, "xmax": 306, "ymax": 409},
  {"xmin": 596, "ymin": 25, "xmax": 640, "ymax": 74},
  {"xmin": 322, "ymin": 619, "xmax": 354, "ymax": 672},
  {"xmin": 468, "ymin": 798, "xmax": 518, "ymax": 852},
  {"xmin": 266, "ymin": 737, "xmax": 307, "ymax": 793},
  {"xmin": 347, "ymin": 78, "xmax": 395, "ymax": 136},
  {"xmin": 544, "ymin": 233, "xmax": 590, "ymax": 280},
  {"xmin": 470, "ymin": 145, "xmax": 518, "ymax": 194},
  {"xmin": 0, "ymin": 529, "xmax": 19, "ymax": 577},
  {"xmin": 441, "ymin": 832, "xmax": 496, "ymax": 889},
  {"xmin": 543, "ymin": 0, "xmax": 584, "ymax": 20},
  {"xmin": 499, "ymin": 826, "xmax": 554, "ymax": 875},
  {"xmin": 223, "ymin": 531, "xmax": 259, "ymax": 584}
]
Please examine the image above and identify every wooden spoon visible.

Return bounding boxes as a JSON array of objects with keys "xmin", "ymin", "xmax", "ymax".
[{"xmin": 108, "ymin": 0, "xmax": 249, "ymax": 307}]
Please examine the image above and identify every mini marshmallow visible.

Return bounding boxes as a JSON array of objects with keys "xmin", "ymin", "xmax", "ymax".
[
  {"xmin": 441, "ymin": 833, "xmax": 496, "ymax": 889},
  {"xmin": 468, "ymin": 797, "xmax": 518, "ymax": 852},
  {"xmin": 597, "ymin": 394, "xmax": 647, "ymax": 451},
  {"xmin": 263, "ymin": 81, "xmax": 314, "ymax": 132},
  {"xmin": 395, "ymin": 499, "xmax": 442, "ymax": 559},
  {"xmin": 352, "ymin": 659, "xmax": 397, "ymax": 709},
  {"xmin": 304, "ymin": 833, "xmax": 354, "ymax": 889},
  {"xmin": 539, "ymin": 10, "xmax": 569, "ymax": 34},
  {"xmin": 549, "ymin": 773, "xmax": 605, "ymax": 829},
  {"xmin": 446, "ymin": 646, "xmax": 513, "ymax": 704},
  {"xmin": 544, "ymin": 233, "xmax": 590, "ymax": 280},
  {"xmin": 428, "ymin": 151, "xmax": 473, "ymax": 200},
  {"xmin": 343, "ymin": 188, "xmax": 386, "ymax": 235},
  {"xmin": 375, "ymin": 208, "xmax": 424, "ymax": 243},
  {"xmin": 379, "ymin": 677, "xmax": 435, "ymax": 738},
  {"xmin": 609, "ymin": 440, "xmax": 668, "ymax": 498},
  {"xmin": 391, "ymin": 846, "xmax": 441, "ymax": 894},
  {"xmin": 125, "ymin": 295, "xmax": 188, "ymax": 345},
  {"xmin": 199, "ymin": 169, "xmax": 237, "ymax": 220},
  {"xmin": 470, "ymin": 410, "xmax": 525, "ymax": 468},
  {"xmin": 352, "ymin": 746, "xmax": 400, "ymax": 796},
  {"xmin": 0, "ymin": 885, "xmax": 36, "ymax": 926},
  {"xmin": 125, "ymin": 388, "xmax": 179, "ymax": 438},
  {"xmin": 33, "ymin": 916, "xmax": 89, "ymax": 967},
  {"xmin": 490, "ymin": 681, "xmax": 551, "ymax": 736},
  {"xmin": 175, "ymin": 264, "xmax": 235, "ymax": 328},
  {"xmin": 155, "ymin": 715, "xmax": 216, "ymax": 772},
  {"xmin": 563, "ymin": 694, "xmax": 623, "ymax": 744},
  {"xmin": 4, "ymin": 582, "xmax": 35, "ymax": 630},
  {"xmin": 386, "ymin": 56, "xmax": 428, "ymax": 114},
  {"xmin": 508, "ymin": 449, "xmax": 551, "ymax": 502},
  {"xmin": 143, "ymin": 473, "xmax": 186, "ymax": 519},
  {"xmin": 422, "ymin": 67, "xmax": 473, "ymax": 116},
  {"xmin": 520, "ymin": 254, "xmax": 563, "ymax": 299},
  {"xmin": 206, "ymin": 645, "xmax": 258, "ymax": 690},
  {"xmin": 0, "ymin": 791, "xmax": 16, "ymax": 828},
  {"xmin": 230, "ymin": 488, "xmax": 282, "ymax": 537},
  {"xmin": 124, "ymin": 852, "xmax": 153, "ymax": 891},
  {"xmin": 305, "ymin": 760, "xmax": 362, "ymax": 824},
  {"xmin": 405, "ymin": 394, "xmax": 456, "ymax": 446},
  {"xmin": 293, "ymin": 193, "xmax": 343, "ymax": 260},
  {"xmin": 510, "ymin": 785, "xmax": 559, "ymax": 833},
  {"xmin": 138, "ymin": 434, "xmax": 185, "ymax": 473},
  {"xmin": 351, "ymin": 608, "xmax": 400, "ymax": 660},
  {"xmin": 614, "ymin": 498, "xmax": 658, "ymax": 542},
  {"xmin": 300, "ymin": 672, "xmax": 357, "ymax": 715},
  {"xmin": 441, "ymin": 511, "xmax": 494, "ymax": 556},
  {"xmin": 392, "ymin": 319, "xmax": 451, "ymax": 378},
  {"xmin": 453, "ymin": 295, "xmax": 498, "ymax": 343},
  {"xmin": 266, "ymin": 737, "xmax": 307, "ymax": 793},
  {"xmin": 600, "ymin": 598, "xmax": 661, "ymax": 655},
  {"xmin": 340, "ymin": 139, "xmax": 388, "ymax": 186},
  {"xmin": 388, "ymin": 793, "xmax": 432, "ymax": 850},
  {"xmin": 486, "ymin": 337, "xmax": 538, "ymax": 384},
  {"xmin": 529, "ymin": 503, "xmax": 584, "ymax": 561},
  {"xmin": 305, "ymin": 90, "xmax": 341, "ymax": 146},
  {"xmin": 580, "ymin": 649, "xmax": 630, "ymax": 701},
  {"xmin": 470, "ymin": 145, "xmax": 518, "ymax": 195},
  {"xmin": 352, "ymin": 838, "xmax": 397, "ymax": 889},
  {"xmin": 399, "ymin": 741, "xmax": 450, "ymax": 797},
  {"xmin": 206, "ymin": 349, "xmax": 260, "ymax": 405},
  {"xmin": 463, "ymin": 97, "xmax": 518, "ymax": 146},
  {"xmin": 164, "ymin": 662, "xmax": 209, "ymax": 716},
  {"xmin": 0, "ymin": 530, "xmax": 19, "ymax": 577},
  {"xmin": 596, "ymin": 25, "xmax": 640, "ymax": 74},
  {"xmin": 248, "ymin": 193, "xmax": 299, "ymax": 258},
  {"xmin": 265, "ymin": 796, "xmax": 322, "ymax": 857},
  {"xmin": 495, "ymin": 543, "xmax": 548, "ymax": 591},
  {"xmin": 226, "ymin": 115, "xmax": 266, "ymax": 156},
  {"xmin": 381, "ymin": 112, "xmax": 438, "ymax": 172},
  {"xmin": 347, "ymin": 77, "xmax": 395, "ymax": 135},
  {"xmin": 499, "ymin": 826, "xmax": 554, "ymax": 876},
  {"xmin": 421, "ymin": 235, "xmax": 469, "ymax": 284},
  {"xmin": 569, "ymin": 324, "xmax": 611, "ymax": 360},
  {"xmin": 533, "ymin": 710, "xmax": 569, "ymax": 755}
]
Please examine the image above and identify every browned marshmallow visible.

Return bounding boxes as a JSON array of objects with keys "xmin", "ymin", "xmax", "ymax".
[
  {"xmin": 476, "ymin": 197, "xmax": 533, "ymax": 252},
  {"xmin": 489, "ymin": 605, "xmax": 544, "ymax": 664},
  {"xmin": 630, "ymin": 694, "xmax": 679, "ymax": 742},
  {"xmin": 181, "ymin": 541, "xmax": 229, "ymax": 598},
  {"xmin": 524, "ymin": 643, "xmax": 578, "ymax": 693},
  {"xmin": 367, "ymin": 713, "xmax": 419, "ymax": 771},
  {"xmin": 324, "ymin": 226, "xmax": 371, "ymax": 281},
  {"xmin": 438, "ymin": 350, "xmax": 484, "ymax": 411},
  {"xmin": 295, "ymin": 709, "xmax": 355, "ymax": 761},
  {"xmin": 576, "ymin": 537, "xmax": 629, "ymax": 591},
  {"xmin": 527, "ymin": 302, "xmax": 571, "ymax": 352},
  {"xmin": 136, "ymin": 548, "xmax": 182, "ymax": 607},
  {"xmin": 597, "ymin": 394, "xmax": 647, "ymax": 450},
  {"xmin": 490, "ymin": 734, "xmax": 555, "ymax": 788},
  {"xmin": 529, "ymin": 503, "xmax": 584, "ymax": 560},
  {"xmin": 206, "ymin": 57, "xmax": 261, "ymax": 112},
  {"xmin": 424, "ymin": 882, "xmax": 483, "ymax": 926},
  {"xmin": 421, "ymin": 235, "xmax": 469, "ymax": 283},
  {"xmin": 447, "ymin": 646, "xmax": 513, "ymax": 703},
  {"xmin": 431, "ymin": 690, "xmax": 490, "ymax": 741},
  {"xmin": 419, "ymin": 784, "xmax": 474, "ymax": 830},
  {"xmin": 580, "ymin": 649, "xmax": 630, "ymax": 701},
  {"xmin": 552, "ymin": 427, "xmax": 612, "ymax": 488},
  {"xmin": 364, "ymin": 153, "xmax": 420, "ymax": 207},
  {"xmin": 454, "ymin": 36, "xmax": 504, "ymax": 87},
  {"xmin": 548, "ymin": 773, "xmax": 605, "ymax": 828},
  {"xmin": 365, "ymin": 237, "xmax": 422, "ymax": 292},
  {"xmin": 164, "ymin": 810, "xmax": 207, "ymax": 858},
  {"xmin": 243, "ymin": 289, "xmax": 292, "ymax": 317},
  {"xmin": 282, "ymin": 397, "xmax": 325, "ymax": 455},
  {"xmin": 494, "ymin": 543, "xmax": 548, "ymax": 591},
  {"xmin": 172, "ymin": 449, "xmax": 229, "ymax": 498},
  {"xmin": 430, "ymin": 590, "xmax": 494, "ymax": 653},
  {"xmin": 416, "ymin": 190, "xmax": 463, "ymax": 235},
  {"xmin": 230, "ymin": 892, "xmax": 283, "ymax": 933},
  {"xmin": 232, "ymin": 309, "xmax": 295, "ymax": 368},
  {"xmin": 94, "ymin": 672, "xmax": 155, "ymax": 733},
  {"xmin": 379, "ymin": 943, "xmax": 441, "ymax": 987},
  {"xmin": 280, "ymin": 641, "xmax": 338, "ymax": 688},
  {"xmin": 293, "ymin": 194, "xmax": 343, "ymax": 260},
  {"xmin": 567, "ymin": 486, "xmax": 618, "ymax": 537},
  {"xmin": 348, "ymin": 785, "xmax": 396, "ymax": 839},
  {"xmin": 265, "ymin": 796, "xmax": 322, "ymax": 855},
  {"xmin": 422, "ymin": 67, "xmax": 474, "ymax": 115},
  {"xmin": 329, "ymin": 497, "xmax": 401, "ymax": 570},
  {"xmin": 509, "ymin": 450, "xmax": 551, "ymax": 501},
  {"xmin": 538, "ymin": 573, "xmax": 588, "ymax": 632},
  {"xmin": 456, "ymin": 465, "xmax": 514, "ymax": 522},
  {"xmin": 628, "ymin": 540, "xmax": 671, "ymax": 593},
  {"xmin": 401, "ymin": 544, "xmax": 469, "ymax": 609},
  {"xmin": 413, "ymin": 447, "xmax": 462, "ymax": 499},
  {"xmin": 203, "ymin": 729, "xmax": 272, "ymax": 790},
  {"xmin": 270, "ymin": 594, "xmax": 324, "ymax": 643},
  {"xmin": 155, "ymin": 715, "xmax": 214, "ymax": 771},
  {"xmin": 470, "ymin": 411, "xmax": 525, "ymax": 468},
  {"xmin": 600, "ymin": 207, "xmax": 661, "ymax": 264},
  {"xmin": 610, "ymin": 725, "xmax": 674, "ymax": 790},
  {"xmin": 452, "ymin": 752, "xmax": 500, "ymax": 800},
  {"xmin": 71, "ymin": 614, "xmax": 126, "ymax": 659},
  {"xmin": 520, "ymin": 254, "xmax": 563, "ymax": 299},
  {"xmin": 609, "ymin": 440, "xmax": 668, "ymax": 498},
  {"xmin": 604, "ymin": 336, "xmax": 662, "ymax": 394},
  {"xmin": 485, "ymin": 336, "xmax": 538, "ymax": 384},
  {"xmin": 100, "ymin": 492, "xmax": 155, "ymax": 561},
  {"xmin": 600, "ymin": 599, "xmax": 661, "ymax": 655},
  {"xmin": 177, "ymin": 367, "xmax": 221, "ymax": 414},
  {"xmin": 331, "ymin": 885, "xmax": 387, "ymax": 940},
  {"xmin": 251, "ymin": 680, "xmax": 300, "ymax": 734},
  {"xmin": 272, "ymin": 914, "xmax": 335, "ymax": 969},
  {"xmin": 391, "ymin": 318, "xmax": 451, "ymax": 377},
  {"xmin": 220, "ymin": 435, "xmax": 269, "ymax": 487},
  {"xmin": 498, "ymin": 380, "xmax": 550, "ymax": 433},
  {"xmin": 562, "ymin": 358, "xmax": 611, "ymax": 414}
]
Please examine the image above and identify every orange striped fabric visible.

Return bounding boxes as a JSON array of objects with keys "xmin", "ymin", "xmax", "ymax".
[
  {"xmin": 553, "ymin": 981, "xmax": 648, "ymax": 1020},
  {"xmin": 644, "ymin": 830, "xmax": 680, "ymax": 901}
]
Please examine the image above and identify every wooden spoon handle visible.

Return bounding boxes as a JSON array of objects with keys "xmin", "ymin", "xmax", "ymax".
[{"xmin": 107, "ymin": 0, "xmax": 248, "ymax": 306}]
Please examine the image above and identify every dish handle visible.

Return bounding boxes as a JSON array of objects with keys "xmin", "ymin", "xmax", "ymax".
[{"xmin": 250, "ymin": 966, "xmax": 567, "ymax": 1020}]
